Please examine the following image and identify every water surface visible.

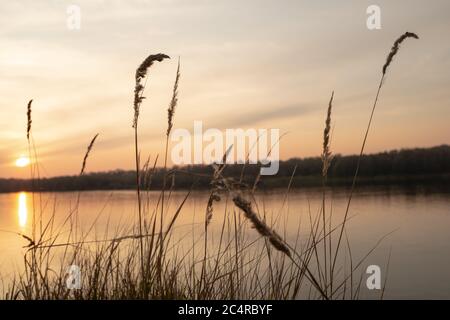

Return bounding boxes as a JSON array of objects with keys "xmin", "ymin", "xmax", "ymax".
[{"xmin": 0, "ymin": 187, "xmax": 449, "ymax": 299}]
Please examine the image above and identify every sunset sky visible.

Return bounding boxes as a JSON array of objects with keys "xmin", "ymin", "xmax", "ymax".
[{"xmin": 1, "ymin": 0, "xmax": 449, "ymax": 178}]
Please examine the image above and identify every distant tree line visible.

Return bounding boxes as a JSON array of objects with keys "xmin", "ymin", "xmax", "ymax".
[{"xmin": 1, "ymin": 145, "xmax": 449, "ymax": 193}]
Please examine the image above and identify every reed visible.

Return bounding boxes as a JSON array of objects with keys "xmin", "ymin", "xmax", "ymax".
[
  {"xmin": 331, "ymin": 31, "xmax": 419, "ymax": 277},
  {"xmin": 320, "ymin": 91, "xmax": 334, "ymax": 295},
  {"xmin": 132, "ymin": 53, "xmax": 170, "ymax": 286},
  {"xmin": 155, "ymin": 57, "xmax": 181, "ymax": 294},
  {"xmin": 232, "ymin": 192, "xmax": 330, "ymax": 299}
]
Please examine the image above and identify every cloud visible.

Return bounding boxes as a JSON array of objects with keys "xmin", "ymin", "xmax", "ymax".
[
  {"xmin": 1, "ymin": 0, "xmax": 450, "ymax": 177},
  {"xmin": 211, "ymin": 104, "xmax": 316, "ymax": 128}
]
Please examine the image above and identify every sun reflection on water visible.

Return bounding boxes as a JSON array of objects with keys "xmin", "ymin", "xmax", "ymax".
[{"xmin": 18, "ymin": 192, "xmax": 28, "ymax": 229}]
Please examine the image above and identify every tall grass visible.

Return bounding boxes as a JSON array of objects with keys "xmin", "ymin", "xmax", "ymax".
[
  {"xmin": 2, "ymin": 32, "xmax": 418, "ymax": 300},
  {"xmin": 331, "ymin": 32, "xmax": 419, "ymax": 279},
  {"xmin": 132, "ymin": 53, "xmax": 170, "ymax": 284}
]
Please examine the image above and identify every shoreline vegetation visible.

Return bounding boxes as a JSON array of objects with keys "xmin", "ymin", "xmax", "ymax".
[
  {"xmin": 1, "ymin": 145, "xmax": 449, "ymax": 193},
  {"xmin": 3, "ymin": 32, "xmax": 424, "ymax": 300}
]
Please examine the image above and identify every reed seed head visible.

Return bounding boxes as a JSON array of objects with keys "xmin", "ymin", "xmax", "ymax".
[
  {"xmin": 27, "ymin": 99, "xmax": 33, "ymax": 141},
  {"xmin": 205, "ymin": 145, "xmax": 232, "ymax": 227},
  {"xmin": 233, "ymin": 194, "xmax": 291, "ymax": 257},
  {"xmin": 322, "ymin": 91, "xmax": 334, "ymax": 177},
  {"xmin": 80, "ymin": 133, "xmax": 99, "ymax": 176},
  {"xmin": 133, "ymin": 53, "xmax": 170, "ymax": 128},
  {"xmin": 382, "ymin": 32, "xmax": 419, "ymax": 75},
  {"xmin": 167, "ymin": 57, "xmax": 181, "ymax": 136}
]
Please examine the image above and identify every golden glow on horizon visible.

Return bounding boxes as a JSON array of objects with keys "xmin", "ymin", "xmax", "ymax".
[
  {"xmin": 15, "ymin": 156, "xmax": 30, "ymax": 168},
  {"xmin": 18, "ymin": 192, "xmax": 28, "ymax": 228}
]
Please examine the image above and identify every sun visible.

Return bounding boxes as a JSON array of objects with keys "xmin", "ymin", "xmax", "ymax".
[{"xmin": 15, "ymin": 156, "xmax": 30, "ymax": 167}]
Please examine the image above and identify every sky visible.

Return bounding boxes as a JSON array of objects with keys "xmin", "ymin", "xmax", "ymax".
[{"xmin": 1, "ymin": 0, "xmax": 449, "ymax": 178}]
